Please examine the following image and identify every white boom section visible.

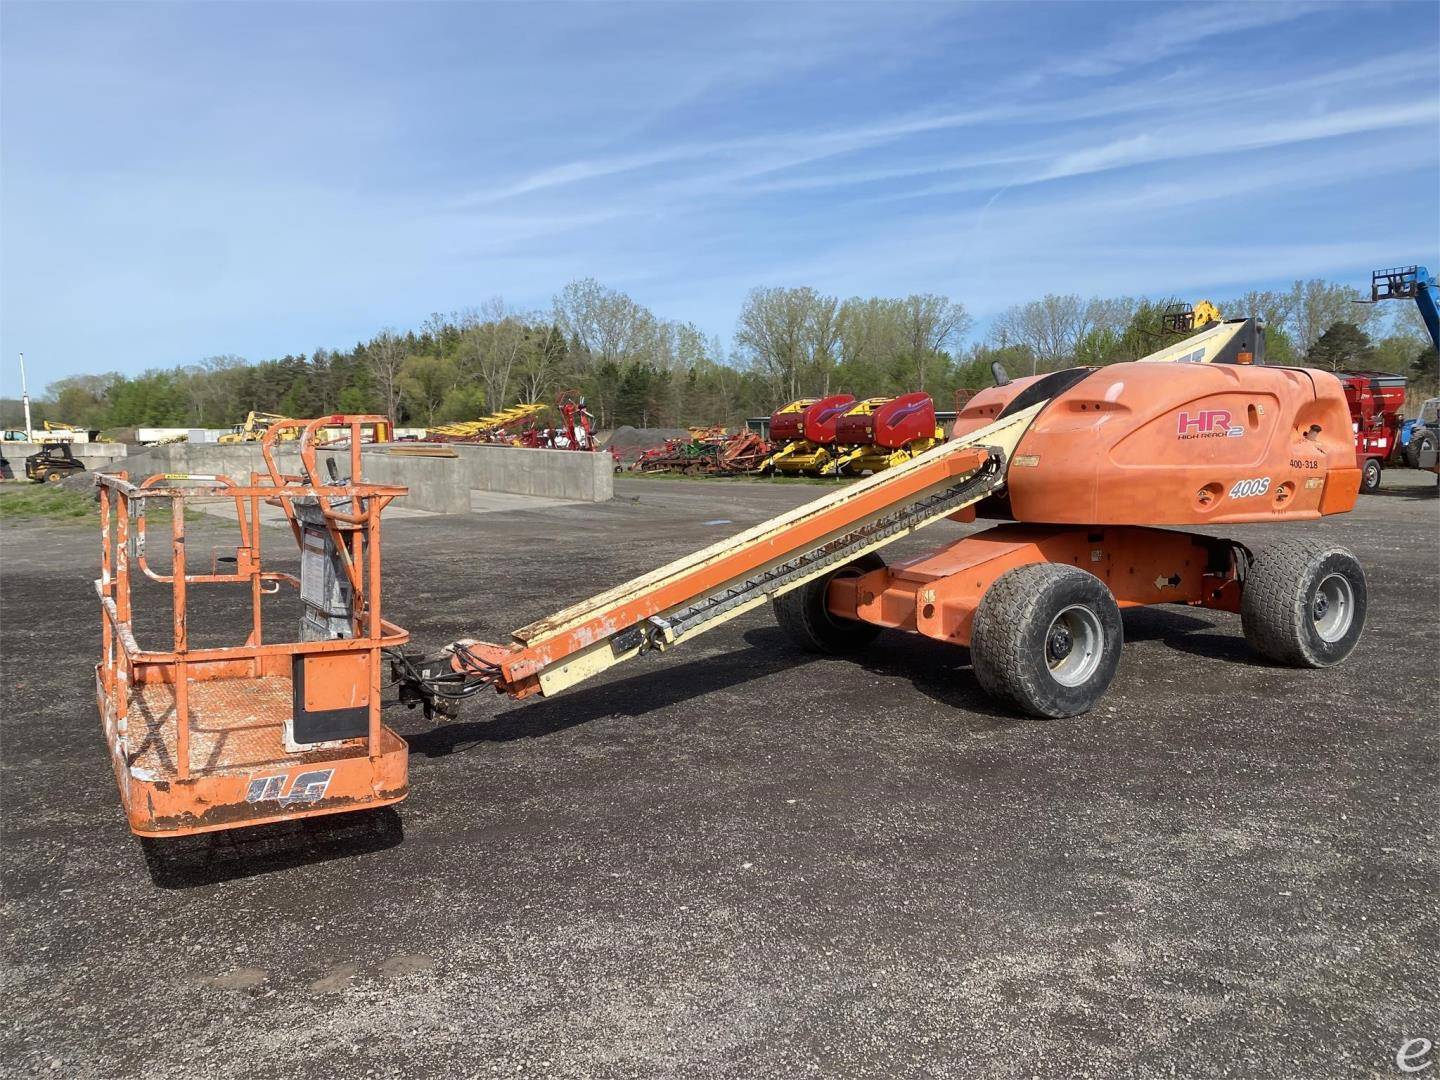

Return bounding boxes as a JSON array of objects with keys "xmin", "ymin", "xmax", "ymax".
[{"xmin": 1134, "ymin": 318, "xmax": 1253, "ymax": 364}]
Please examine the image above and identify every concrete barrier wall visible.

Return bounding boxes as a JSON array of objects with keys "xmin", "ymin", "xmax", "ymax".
[
  {"xmin": 119, "ymin": 443, "xmax": 274, "ymax": 480},
  {"xmin": 2, "ymin": 442, "xmax": 129, "ymax": 463},
  {"xmin": 318, "ymin": 449, "xmax": 474, "ymax": 514},
  {"xmin": 449, "ymin": 443, "xmax": 612, "ymax": 501},
  {"xmin": 105, "ymin": 441, "xmax": 612, "ymax": 513}
]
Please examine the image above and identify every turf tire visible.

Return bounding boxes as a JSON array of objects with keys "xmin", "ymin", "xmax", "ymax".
[
  {"xmin": 969, "ymin": 563, "xmax": 1123, "ymax": 719},
  {"xmin": 1241, "ymin": 539, "xmax": 1366, "ymax": 667}
]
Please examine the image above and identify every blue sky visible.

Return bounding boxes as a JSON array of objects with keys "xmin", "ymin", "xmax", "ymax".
[{"xmin": 2, "ymin": 1, "xmax": 1437, "ymax": 387}]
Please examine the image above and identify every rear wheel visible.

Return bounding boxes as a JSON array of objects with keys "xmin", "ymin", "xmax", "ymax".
[
  {"xmin": 969, "ymin": 563, "xmax": 1123, "ymax": 719},
  {"xmin": 772, "ymin": 552, "xmax": 885, "ymax": 654},
  {"xmin": 1360, "ymin": 458, "xmax": 1382, "ymax": 493},
  {"xmin": 1241, "ymin": 539, "xmax": 1366, "ymax": 667}
]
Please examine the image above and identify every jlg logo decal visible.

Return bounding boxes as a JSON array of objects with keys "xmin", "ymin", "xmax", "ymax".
[
  {"xmin": 1177, "ymin": 410, "xmax": 1244, "ymax": 439},
  {"xmin": 1228, "ymin": 477, "xmax": 1271, "ymax": 499},
  {"xmin": 246, "ymin": 768, "xmax": 335, "ymax": 807}
]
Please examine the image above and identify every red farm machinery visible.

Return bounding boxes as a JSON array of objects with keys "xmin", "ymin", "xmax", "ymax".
[
  {"xmin": 1337, "ymin": 370, "xmax": 1407, "ymax": 493},
  {"xmin": 761, "ymin": 392, "xmax": 945, "ymax": 477},
  {"xmin": 760, "ymin": 394, "xmax": 856, "ymax": 475},
  {"xmin": 630, "ymin": 428, "xmax": 771, "ymax": 475},
  {"xmin": 823, "ymin": 392, "xmax": 945, "ymax": 476}
]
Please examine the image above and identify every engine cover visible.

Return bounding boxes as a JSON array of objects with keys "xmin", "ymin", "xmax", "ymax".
[{"xmin": 954, "ymin": 363, "xmax": 1360, "ymax": 525}]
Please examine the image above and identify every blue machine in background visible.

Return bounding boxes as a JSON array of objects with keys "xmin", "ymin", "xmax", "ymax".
[{"xmin": 1368, "ymin": 265, "xmax": 1439, "ymax": 352}]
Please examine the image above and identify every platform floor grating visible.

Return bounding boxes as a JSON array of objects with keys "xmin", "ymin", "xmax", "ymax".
[{"xmin": 124, "ymin": 676, "xmax": 398, "ymax": 779}]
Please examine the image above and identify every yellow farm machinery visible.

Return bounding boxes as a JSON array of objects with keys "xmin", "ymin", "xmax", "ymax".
[{"xmin": 427, "ymin": 403, "xmax": 548, "ymax": 444}]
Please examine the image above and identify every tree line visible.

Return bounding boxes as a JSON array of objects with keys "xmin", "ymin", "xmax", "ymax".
[{"xmin": 5, "ymin": 276, "xmax": 1435, "ymax": 435}]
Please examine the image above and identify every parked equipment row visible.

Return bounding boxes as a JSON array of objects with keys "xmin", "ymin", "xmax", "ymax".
[{"xmin": 761, "ymin": 392, "xmax": 944, "ymax": 477}]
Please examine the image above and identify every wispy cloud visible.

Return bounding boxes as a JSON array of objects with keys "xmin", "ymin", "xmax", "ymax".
[
  {"xmin": 462, "ymin": 38, "xmax": 1436, "ymax": 214},
  {"xmin": 1047, "ymin": 1, "xmax": 1324, "ymax": 79},
  {"xmin": 1038, "ymin": 101, "xmax": 1438, "ymax": 181}
]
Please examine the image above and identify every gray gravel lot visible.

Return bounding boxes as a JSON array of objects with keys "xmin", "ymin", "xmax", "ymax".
[{"xmin": 2, "ymin": 471, "xmax": 1436, "ymax": 1078}]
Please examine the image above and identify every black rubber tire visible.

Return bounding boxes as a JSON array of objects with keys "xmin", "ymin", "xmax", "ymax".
[
  {"xmin": 1412, "ymin": 430, "xmax": 1438, "ymax": 471},
  {"xmin": 1241, "ymin": 539, "xmax": 1367, "ymax": 667},
  {"xmin": 1360, "ymin": 458, "xmax": 1382, "ymax": 493},
  {"xmin": 969, "ymin": 563, "xmax": 1123, "ymax": 719},
  {"xmin": 772, "ymin": 552, "xmax": 885, "ymax": 654},
  {"xmin": 1403, "ymin": 435, "xmax": 1421, "ymax": 469}
]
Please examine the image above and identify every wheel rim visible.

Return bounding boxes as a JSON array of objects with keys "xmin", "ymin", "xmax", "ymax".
[
  {"xmin": 1312, "ymin": 573, "xmax": 1354, "ymax": 643},
  {"xmin": 1045, "ymin": 604, "xmax": 1104, "ymax": 687}
]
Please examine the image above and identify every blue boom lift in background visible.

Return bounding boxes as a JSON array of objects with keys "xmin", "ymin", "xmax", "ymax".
[{"xmin": 1366, "ymin": 265, "xmax": 1439, "ymax": 351}]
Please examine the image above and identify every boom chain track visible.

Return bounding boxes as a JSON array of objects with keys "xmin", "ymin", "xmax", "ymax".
[{"xmin": 630, "ymin": 450, "xmax": 1005, "ymax": 651}]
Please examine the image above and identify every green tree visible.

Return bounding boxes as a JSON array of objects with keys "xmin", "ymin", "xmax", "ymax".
[
  {"xmin": 1370, "ymin": 334, "xmax": 1429, "ymax": 375},
  {"xmin": 615, "ymin": 363, "xmax": 655, "ymax": 426},
  {"xmin": 1262, "ymin": 325, "xmax": 1297, "ymax": 366},
  {"xmin": 1111, "ymin": 299, "xmax": 1181, "ymax": 363},
  {"xmin": 1073, "ymin": 326, "xmax": 1121, "ymax": 366},
  {"xmin": 1410, "ymin": 343, "xmax": 1439, "ymax": 380},
  {"xmin": 583, "ymin": 359, "xmax": 623, "ymax": 429},
  {"xmin": 400, "ymin": 354, "xmax": 460, "ymax": 425},
  {"xmin": 436, "ymin": 385, "xmax": 486, "ymax": 422},
  {"xmin": 1305, "ymin": 321, "xmax": 1375, "ymax": 372},
  {"xmin": 337, "ymin": 385, "xmax": 374, "ymax": 414}
]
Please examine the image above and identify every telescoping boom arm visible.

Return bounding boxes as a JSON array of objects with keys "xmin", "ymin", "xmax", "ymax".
[
  {"xmin": 1360, "ymin": 265, "xmax": 1439, "ymax": 352},
  {"xmin": 396, "ymin": 404, "xmax": 1032, "ymax": 713},
  {"xmin": 394, "ymin": 320, "xmax": 1264, "ymax": 715}
]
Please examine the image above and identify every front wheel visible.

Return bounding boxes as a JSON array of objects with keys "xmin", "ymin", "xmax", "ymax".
[
  {"xmin": 1242, "ymin": 539, "xmax": 1366, "ymax": 667},
  {"xmin": 969, "ymin": 563, "xmax": 1123, "ymax": 719},
  {"xmin": 1360, "ymin": 458, "xmax": 1382, "ymax": 493}
]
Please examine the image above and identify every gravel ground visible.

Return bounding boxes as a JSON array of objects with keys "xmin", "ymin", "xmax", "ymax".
[{"xmin": 1, "ymin": 470, "xmax": 1436, "ymax": 1079}]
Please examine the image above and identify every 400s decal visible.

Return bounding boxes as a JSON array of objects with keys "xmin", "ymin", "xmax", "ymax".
[{"xmin": 1228, "ymin": 477, "xmax": 1271, "ymax": 499}]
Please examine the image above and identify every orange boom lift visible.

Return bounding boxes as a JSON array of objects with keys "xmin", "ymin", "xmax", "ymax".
[{"xmin": 96, "ymin": 319, "xmax": 1368, "ymax": 839}]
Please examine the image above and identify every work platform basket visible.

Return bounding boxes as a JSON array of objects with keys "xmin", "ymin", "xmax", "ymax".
[{"xmin": 95, "ymin": 416, "xmax": 412, "ymax": 837}]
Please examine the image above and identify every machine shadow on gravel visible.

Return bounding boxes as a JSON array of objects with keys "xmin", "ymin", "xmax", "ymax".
[
  {"xmin": 1364, "ymin": 483, "xmax": 1440, "ymax": 501},
  {"xmin": 1118, "ymin": 607, "xmax": 1265, "ymax": 665},
  {"xmin": 139, "ymin": 806, "xmax": 403, "ymax": 889},
  {"xmin": 826, "ymin": 630, "xmax": 1022, "ymax": 723},
  {"xmin": 399, "ymin": 632, "xmax": 825, "ymax": 757}
]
